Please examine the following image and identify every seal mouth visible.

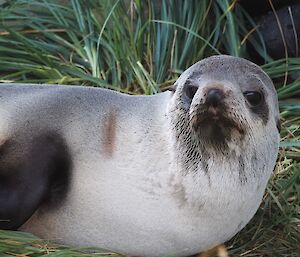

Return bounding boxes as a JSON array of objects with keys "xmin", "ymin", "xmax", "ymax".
[
  {"xmin": 190, "ymin": 108, "xmax": 245, "ymax": 143},
  {"xmin": 192, "ymin": 113, "xmax": 243, "ymax": 132}
]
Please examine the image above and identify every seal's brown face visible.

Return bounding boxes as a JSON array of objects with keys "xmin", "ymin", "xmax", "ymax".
[
  {"xmin": 187, "ymin": 83, "xmax": 245, "ymax": 144},
  {"xmin": 185, "ymin": 80, "xmax": 267, "ymax": 145},
  {"xmin": 170, "ymin": 55, "xmax": 280, "ymax": 149}
]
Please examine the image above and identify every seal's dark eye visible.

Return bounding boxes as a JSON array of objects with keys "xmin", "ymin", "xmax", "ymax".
[
  {"xmin": 243, "ymin": 91, "xmax": 263, "ymax": 107},
  {"xmin": 185, "ymin": 84, "xmax": 198, "ymax": 100}
]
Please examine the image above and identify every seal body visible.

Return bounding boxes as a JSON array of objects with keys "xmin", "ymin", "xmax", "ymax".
[{"xmin": 0, "ymin": 56, "xmax": 280, "ymax": 257}]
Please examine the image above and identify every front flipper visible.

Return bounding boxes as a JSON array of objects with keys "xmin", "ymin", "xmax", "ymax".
[{"xmin": 0, "ymin": 133, "xmax": 71, "ymax": 230}]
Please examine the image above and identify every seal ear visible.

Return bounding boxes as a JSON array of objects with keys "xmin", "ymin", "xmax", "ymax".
[
  {"xmin": 169, "ymin": 83, "xmax": 177, "ymax": 93},
  {"xmin": 276, "ymin": 119, "xmax": 281, "ymax": 133}
]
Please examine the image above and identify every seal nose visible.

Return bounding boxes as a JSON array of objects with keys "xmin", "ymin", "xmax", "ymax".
[{"xmin": 206, "ymin": 88, "xmax": 224, "ymax": 107}]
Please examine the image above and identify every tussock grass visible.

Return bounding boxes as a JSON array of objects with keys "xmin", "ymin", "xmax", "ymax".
[
  {"xmin": 0, "ymin": 230, "xmax": 119, "ymax": 256},
  {"xmin": 0, "ymin": 0, "xmax": 299, "ymax": 256}
]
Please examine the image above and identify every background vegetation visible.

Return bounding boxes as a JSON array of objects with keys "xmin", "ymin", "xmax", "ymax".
[{"xmin": 0, "ymin": 0, "xmax": 299, "ymax": 256}]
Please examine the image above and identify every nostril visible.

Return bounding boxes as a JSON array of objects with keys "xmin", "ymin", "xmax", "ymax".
[{"xmin": 206, "ymin": 88, "xmax": 224, "ymax": 107}]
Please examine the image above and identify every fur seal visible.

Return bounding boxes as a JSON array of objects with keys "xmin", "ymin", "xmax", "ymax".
[{"xmin": 0, "ymin": 55, "xmax": 280, "ymax": 257}]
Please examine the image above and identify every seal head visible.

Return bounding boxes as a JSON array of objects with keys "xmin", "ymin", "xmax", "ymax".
[{"xmin": 169, "ymin": 55, "xmax": 280, "ymax": 179}]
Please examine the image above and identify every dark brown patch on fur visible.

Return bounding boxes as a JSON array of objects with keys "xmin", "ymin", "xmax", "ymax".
[{"xmin": 102, "ymin": 111, "xmax": 117, "ymax": 157}]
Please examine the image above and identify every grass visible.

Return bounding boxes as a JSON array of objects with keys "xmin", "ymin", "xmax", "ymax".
[{"xmin": 0, "ymin": 0, "xmax": 299, "ymax": 256}]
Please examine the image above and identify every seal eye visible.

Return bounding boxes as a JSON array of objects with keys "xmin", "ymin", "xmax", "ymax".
[
  {"xmin": 185, "ymin": 84, "xmax": 198, "ymax": 100},
  {"xmin": 243, "ymin": 91, "xmax": 263, "ymax": 107}
]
